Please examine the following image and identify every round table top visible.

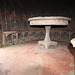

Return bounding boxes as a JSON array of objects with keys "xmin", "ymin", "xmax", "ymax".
[
  {"xmin": 28, "ymin": 16, "xmax": 71, "ymax": 25},
  {"xmin": 28, "ymin": 16, "xmax": 71, "ymax": 21}
]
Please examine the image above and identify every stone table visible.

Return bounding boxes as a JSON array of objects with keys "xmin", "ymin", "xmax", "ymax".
[{"xmin": 28, "ymin": 16, "xmax": 71, "ymax": 49}]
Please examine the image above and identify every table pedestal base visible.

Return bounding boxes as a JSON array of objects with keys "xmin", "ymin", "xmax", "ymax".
[
  {"xmin": 38, "ymin": 26, "xmax": 57, "ymax": 49},
  {"xmin": 38, "ymin": 41, "xmax": 57, "ymax": 49}
]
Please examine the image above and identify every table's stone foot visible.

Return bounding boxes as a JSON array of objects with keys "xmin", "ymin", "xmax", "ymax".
[{"xmin": 38, "ymin": 41, "xmax": 57, "ymax": 49}]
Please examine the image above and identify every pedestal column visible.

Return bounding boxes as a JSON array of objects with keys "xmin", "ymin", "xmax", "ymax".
[
  {"xmin": 44, "ymin": 26, "xmax": 51, "ymax": 42},
  {"xmin": 38, "ymin": 26, "xmax": 57, "ymax": 49}
]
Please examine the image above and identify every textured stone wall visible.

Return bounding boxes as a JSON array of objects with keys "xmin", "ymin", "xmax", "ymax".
[{"xmin": 5, "ymin": 30, "xmax": 75, "ymax": 46}]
